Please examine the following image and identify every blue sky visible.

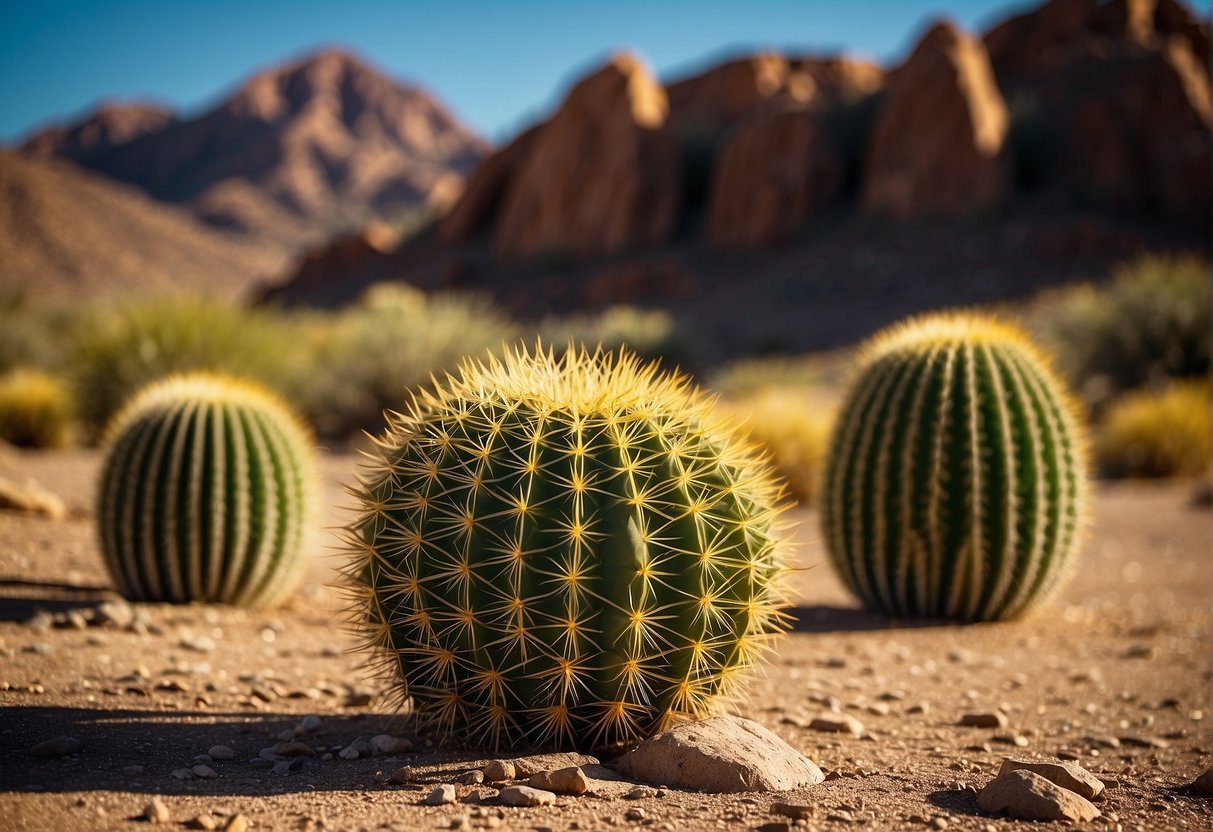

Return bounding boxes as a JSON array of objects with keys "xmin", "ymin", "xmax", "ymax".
[{"xmin": 2, "ymin": 0, "xmax": 1034, "ymax": 145}]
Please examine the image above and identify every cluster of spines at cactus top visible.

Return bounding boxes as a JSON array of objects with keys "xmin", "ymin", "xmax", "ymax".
[
  {"xmin": 98, "ymin": 373, "xmax": 314, "ymax": 607},
  {"xmin": 341, "ymin": 344, "xmax": 790, "ymax": 751},
  {"xmin": 820, "ymin": 313, "xmax": 1088, "ymax": 622}
]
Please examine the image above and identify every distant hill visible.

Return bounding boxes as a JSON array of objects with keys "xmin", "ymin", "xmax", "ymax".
[
  {"xmin": 0, "ymin": 150, "xmax": 288, "ymax": 301},
  {"xmin": 20, "ymin": 49, "xmax": 488, "ymax": 248}
]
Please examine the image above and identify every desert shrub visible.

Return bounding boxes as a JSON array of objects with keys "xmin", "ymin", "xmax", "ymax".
[
  {"xmin": 1032, "ymin": 255, "xmax": 1211, "ymax": 410},
  {"xmin": 709, "ymin": 350, "xmax": 853, "ymax": 399},
  {"xmin": 1096, "ymin": 380, "xmax": 1210, "ymax": 478},
  {"xmin": 0, "ymin": 289, "xmax": 70, "ymax": 374},
  {"xmin": 718, "ymin": 387, "xmax": 836, "ymax": 505},
  {"xmin": 536, "ymin": 305, "xmax": 689, "ymax": 365},
  {"xmin": 293, "ymin": 284, "xmax": 517, "ymax": 439},
  {"xmin": 0, "ymin": 368, "xmax": 74, "ymax": 448},
  {"xmin": 72, "ymin": 296, "xmax": 299, "ymax": 433}
]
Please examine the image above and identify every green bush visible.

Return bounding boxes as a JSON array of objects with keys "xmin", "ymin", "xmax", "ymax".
[
  {"xmin": 0, "ymin": 368, "xmax": 74, "ymax": 448},
  {"xmin": 72, "ymin": 296, "xmax": 299, "ymax": 434},
  {"xmin": 536, "ymin": 305, "xmax": 689, "ymax": 366},
  {"xmin": 1032, "ymin": 255, "xmax": 1211, "ymax": 411},
  {"xmin": 1096, "ymin": 380, "xmax": 1210, "ymax": 478},
  {"xmin": 292, "ymin": 284, "xmax": 517, "ymax": 439},
  {"xmin": 0, "ymin": 289, "xmax": 69, "ymax": 375}
]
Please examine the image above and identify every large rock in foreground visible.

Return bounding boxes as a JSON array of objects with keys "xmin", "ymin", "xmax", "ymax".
[
  {"xmin": 490, "ymin": 54, "xmax": 681, "ymax": 259},
  {"xmin": 613, "ymin": 716, "xmax": 824, "ymax": 793},
  {"xmin": 862, "ymin": 21, "xmax": 1010, "ymax": 218},
  {"xmin": 978, "ymin": 769, "xmax": 1101, "ymax": 822}
]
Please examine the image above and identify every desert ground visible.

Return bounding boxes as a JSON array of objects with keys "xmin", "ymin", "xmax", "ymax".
[{"xmin": 1, "ymin": 447, "xmax": 1210, "ymax": 831}]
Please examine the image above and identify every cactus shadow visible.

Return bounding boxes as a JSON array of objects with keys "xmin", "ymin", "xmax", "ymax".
[
  {"xmin": 0, "ymin": 578, "xmax": 116, "ymax": 623},
  {"xmin": 786, "ymin": 605, "xmax": 957, "ymax": 633},
  {"xmin": 0, "ymin": 705, "xmax": 489, "ymax": 797}
]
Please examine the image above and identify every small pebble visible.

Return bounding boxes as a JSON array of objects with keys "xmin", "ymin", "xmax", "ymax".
[
  {"xmin": 208, "ymin": 745, "xmax": 235, "ymax": 761},
  {"xmin": 483, "ymin": 759, "xmax": 516, "ymax": 782},
  {"xmin": 426, "ymin": 785, "xmax": 457, "ymax": 806},
  {"xmin": 144, "ymin": 798, "xmax": 170, "ymax": 824},
  {"xmin": 189, "ymin": 815, "xmax": 217, "ymax": 831},
  {"xmin": 192, "ymin": 765, "xmax": 219, "ymax": 779},
  {"xmin": 809, "ymin": 714, "xmax": 865, "ymax": 735},
  {"xmin": 224, "ymin": 814, "xmax": 249, "ymax": 832},
  {"xmin": 960, "ymin": 712, "xmax": 1008, "ymax": 729},
  {"xmin": 497, "ymin": 785, "xmax": 555, "ymax": 807},
  {"xmin": 528, "ymin": 766, "xmax": 589, "ymax": 796}
]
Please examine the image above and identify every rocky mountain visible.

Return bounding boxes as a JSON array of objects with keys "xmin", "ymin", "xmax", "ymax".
[
  {"xmin": 0, "ymin": 150, "xmax": 288, "ymax": 301},
  {"xmin": 20, "ymin": 49, "xmax": 488, "ymax": 248}
]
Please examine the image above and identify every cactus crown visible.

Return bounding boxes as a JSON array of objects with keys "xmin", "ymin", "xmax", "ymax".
[
  {"xmin": 98, "ymin": 372, "xmax": 314, "ymax": 607},
  {"xmin": 821, "ymin": 312, "xmax": 1089, "ymax": 621},
  {"xmin": 342, "ymin": 344, "xmax": 790, "ymax": 751}
]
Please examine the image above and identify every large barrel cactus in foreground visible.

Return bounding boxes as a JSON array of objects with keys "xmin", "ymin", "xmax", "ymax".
[
  {"xmin": 343, "ymin": 345, "xmax": 789, "ymax": 750},
  {"xmin": 98, "ymin": 373, "xmax": 314, "ymax": 607},
  {"xmin": 821, "ymin": 313, "xmax": 1088, "ymax": 621}
]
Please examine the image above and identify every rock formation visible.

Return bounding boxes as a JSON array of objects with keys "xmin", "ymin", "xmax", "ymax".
[{"xmin": 862, "ymin": 22, "xmax": 1010, "ymax": 218}]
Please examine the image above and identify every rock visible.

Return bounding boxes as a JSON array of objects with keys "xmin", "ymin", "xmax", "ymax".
[
  {"xmin": 425, "ymin": 785, "xmax": 457, "ymax": 806},
  {"xmin": 808, "ymin": 714, "xmax": 865, "ymax": 736},
  {"xmin": 1189, "ymin": 765, "xmax": 1213, "ymax": 797},
  {"xmin": 863, "ymin": 21, "xmax": 1009, "ymax": 218},
  {"xmin": 224, "ymin": 815, "xmax": 249, "ymax": 832},
  {"xmin": 977, "ymin": 769, "xmax": 1101, "ymax": 822},
  {"xmin": 189, "ymin": 815, "xmax": 217, "ymax": 831},
  {"xmin": 172, "ymin": 768, "xmax": 195, "ymax": 780},
  {"xmin": 180, "ymin": 634, "xmax": 216, "ymax": 653},
  {"xmin": 296, "ymin": 715, "xmax": 322, "ymax": 734},
  {"xmin": 208, "ymin": 745, "xmax": 235, "ymax": 761},
  {"xmin": 0, "ymin": 476, "xmax": 67, "ymax": 519},
  {"xmin": 93, "ymin": 600, "xmax": 134, "ymax": 628},
  {"xmin": 625, "ymin": 807, "xmax": 646, "ymax": 821},
  {"xmin": 625, "ymin": 786, "xmax": 656, "ymax": 800},
  {"xmin": 613, "ymin": 715, "xmax": 825, "ymax": 793},
  {"xmin": 489, "ymin": 54, "xmax": 681, "ymax": 258},
  {"xmin": 482, "ymin": 760, "xmax": 516, "ymax": 783},
  {"xmin": 705, "ymin": 107, "xmax": 843, "ymax": 249},
  {"xmin": 272, "ymin": 741, "xmax": 315, "ymax": 757},
  {"xmin": 30, "ymin": 736, "xmax": 81, "ymax": 757},
  {"xmin": 960, "ymin": 712, "xmax": 1008, "ymax": 728},
  {"xmin": 998, "ymin": 758, "xmax": 1105, "ymax": 800},
  {"xmin": 143, "ymin": 798, "xmax": 170, "ymax": 824},
  {"xmin": 192, "ymin": 765, "xmax": 219, "ymax": 779},
  {"xmin": 497, "ymin": 785, "xmax": 557, "ymax": 807},
  {"xmin": 337, "ymin": 745, "xmax": 360, "ymax": 760},
  {"xmin": 388, "ymin": 765, "xmax": 414, "ymax": 785},
  {"xmin": 771, "ymin": 802, "xmax": 815, "ymax": 820},
  {"xmin": 456, "ymin": 769, "xmax": 483, "ymax": 785},
  {"xmin": 438, "ymin": 125, "xmax": 543, "ymax": 244},
  {"xmin": 528, "ymin": 766, "xmax": 590, "ymax": 796},
  {"xmin": 370, "ymin": 734, "xmax": 413, "ymax": 755}
]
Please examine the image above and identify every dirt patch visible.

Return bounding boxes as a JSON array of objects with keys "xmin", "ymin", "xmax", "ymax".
[{"xmin": 1, "ymin": 449, "xmax": 1209, "ymax": 830}]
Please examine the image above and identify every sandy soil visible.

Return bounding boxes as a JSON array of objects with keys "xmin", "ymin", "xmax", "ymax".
[{"xmin": 1, "ymin": 448, "xmax": 1210, "ymax": 831}]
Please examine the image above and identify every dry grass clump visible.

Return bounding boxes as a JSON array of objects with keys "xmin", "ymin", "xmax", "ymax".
[
  {"xmin": 1096, "ymin": 380, "xmax": 1210, "ymax": 479},
  {"xmin": 0, "ymin": 368, "xmax": 74, "ymax": 448}
]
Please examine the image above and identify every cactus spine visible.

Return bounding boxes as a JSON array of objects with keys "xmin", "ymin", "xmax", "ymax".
[
  {"xmin": 342, "ymin": 345, "xmax": 789, "ymax": 751},
  {"xmin": 820, "ymin": 313, "xmax": 1088, "ymax": 621},
  {"xmin": 98, "ymin": 373, "xmax": 314, "ymax": 607}
]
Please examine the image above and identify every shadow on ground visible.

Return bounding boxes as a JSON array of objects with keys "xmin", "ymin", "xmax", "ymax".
[
  {"xmin": 0, "ymin": 706, "xmax": 487, "ymax": 796},
  {"xmin": 786, "ymin": 605, "xmax": 957, "ymax": 633}
]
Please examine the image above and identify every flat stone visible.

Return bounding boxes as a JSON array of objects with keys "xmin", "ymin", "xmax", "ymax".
[
  {"xmin": 998, "ymin": 758, "xmax": 1104, "ymax": 800},
  {"xmin": 771, "ymin": 801, "xmax": 815, "ymax": 820},
  {"xmin": 511, "ymin": 752, "xmax": 599, "ymax": 778},
  {"xmin": 208, "ymin": 745, "xmax": 235, "ymax": 761},
  {"xmin": 977, "ymin": 769, "xmax": 1101, "ymax": 822},
  {"xmin": 30, "ymin": 736, "xmax": 81, "ymax": 757},
  {"xmin": 191, "ymin": 765, "xmax": 219, "ymax": 779},
  {"xmin": 808, "ymin": 715, "xmax": 865, "ymax": 736},
  {"xmin": 370, "ymin": 734, "xmax": 413, "ymax": 755},
  {"xmin": 0, "ymin": 476, "xmax": 66, "ymax": 519},
  {"xmin": 1191, "ymin": 765, "xmax": 1213, "ymax": 797},
  {"xmin": 498, "ymin": 785, "xmax": 556, "ymax": 807},
  {"xmin": 613, "ymin": 715, "xmax": 825, "ymax": 793},
  {"xmin": 143, "ymin": 797, "xmax": 170, "ymax": 824},
  {"xmin": 483, "ymin": 760, "xmax": 516, "ymax": 782},
  {"xmin": 528, "ymin": 766, "xmax": 590, "ymax": 796},
  {"xmin": 271, "ymin": 741, "xmax": 315, "ymax": 757},
  {"xmin": 425, "ymin": 785, "xmax": 457, "ymax": 806},
  {"xmin": 960, "ymin": 712, "xmax": 1008, "ymax": 729}
]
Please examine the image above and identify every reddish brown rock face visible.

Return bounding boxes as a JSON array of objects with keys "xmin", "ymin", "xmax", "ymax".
[
  {"xmin": 489, "ymin": 54, "xmax": 682, "ymax": 259},
  {"xmin": 862, "ymin": 22, "xmax": 1010, "ymax": 219},
  {"xmin": 707, "ymin": 108, "xmax": 843, "ymax": 249}
]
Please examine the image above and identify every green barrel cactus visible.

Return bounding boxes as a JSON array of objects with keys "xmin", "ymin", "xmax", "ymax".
[
  {"xmin": 98, "ymin": 373, "xmax": 314, "ymax": 607},
  {"xmin": 342, "ymin": 345, "xmax": 789, "ymax": 751},
  {"xmin": 820, "ymin": 313, "xmax": 1088, "ymax": 621}
]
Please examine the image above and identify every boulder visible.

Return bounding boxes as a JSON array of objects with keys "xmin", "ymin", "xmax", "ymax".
[
  {"xmin": 706, "ymin": 107, "xmax": 842, "ymax": 248},
  {"xmin": 438, "ymin": 125, "xmax": 543, "ymax": 244},
  {"xmin": 998, "ymin": 757, "xmax": 1105, "ymax": 800},
  {"xmin": 977, "ymin": 769, "xmax": 1101, "ymax": 822},
  {"xmin": 491, "ymin": 54, "xmax": 681, "ymax": 258},
  {"xmin": 862, "ymin": 21, "xmax": 1010, "ymax": 218},
  {"xmin": 613, "ymin": 715, "xmax": 824, "ymax": 793}
]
